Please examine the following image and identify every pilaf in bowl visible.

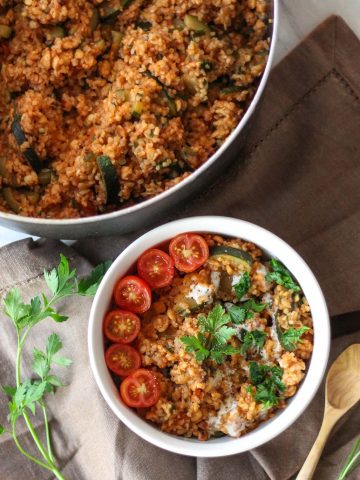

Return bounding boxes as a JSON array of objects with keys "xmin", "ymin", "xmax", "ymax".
[
  {"xmin": 88, "ymin": 216, "xmax": 330, "ymax": 456},
  {"xmin": 0, "ymin": 0, "xmax": 271, "ymax": 219}
]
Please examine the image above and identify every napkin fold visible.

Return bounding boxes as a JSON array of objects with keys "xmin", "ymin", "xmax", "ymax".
[{"xmin": 0, "ymin": 15, "xmax": 360, "ymax": 480}]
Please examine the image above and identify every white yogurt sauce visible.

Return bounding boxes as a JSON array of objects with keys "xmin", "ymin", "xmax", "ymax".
[
  {"xmin": 210, "ymin": 271, "xmax": 221, "ymax": 291},
  {"xmin": 208, "ymin": 398, "xmax": 250, "ymax": 437},
  {"xmin": 186, "ymin": 283, "xmax": 213, "ymax": 305}
]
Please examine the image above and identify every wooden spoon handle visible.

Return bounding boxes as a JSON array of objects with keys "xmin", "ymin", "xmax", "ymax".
[{"xmin": 297, "ymin": 409, "xmax": 341, "ymax": 480}]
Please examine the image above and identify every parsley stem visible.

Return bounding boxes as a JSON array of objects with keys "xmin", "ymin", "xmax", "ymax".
[
  {"xmin": 338, "ymin": 447, "xmax": 360, "ymax": 479},
  {"xmin": 12, "ymin": 422, "xmax": 53, "ymax": 472},
  {"xmin": 41, "ymin": 403, "xmax": 55, "ymax": 463},
  {"xmin": 16, "ymin": 333, "xmax": 63, "ymax": 477}
]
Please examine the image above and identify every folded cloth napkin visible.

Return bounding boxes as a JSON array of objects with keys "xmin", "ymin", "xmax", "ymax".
[{"xmin": 0, "ymin": 15, "xmax": 360, "ymax": 480}]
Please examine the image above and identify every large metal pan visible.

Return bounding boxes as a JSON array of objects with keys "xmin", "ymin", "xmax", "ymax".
[{"xmin": 0, "ymin": 1, "xmax": 278, "ymax": 239}]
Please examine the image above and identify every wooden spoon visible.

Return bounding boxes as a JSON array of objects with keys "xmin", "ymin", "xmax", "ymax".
[{"xmin": 297, "ymin": 344, "xmax": 360, "ymax": 480}]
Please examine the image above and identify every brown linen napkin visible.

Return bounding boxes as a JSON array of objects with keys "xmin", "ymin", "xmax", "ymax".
[{"xmin": 1, "ymin": 15, "xmax": 360, "ymax": 480}]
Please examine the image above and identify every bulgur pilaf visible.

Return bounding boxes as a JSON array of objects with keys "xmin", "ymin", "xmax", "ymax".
[
  {"xmin": 0, "ymin": 0, "xmax": 269, "ymax": 218},
  {"xmin": 104, "ymin": 233, "xmax": 314, "ymax": 440}
]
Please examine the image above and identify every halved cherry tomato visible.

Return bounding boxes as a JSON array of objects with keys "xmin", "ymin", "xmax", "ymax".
[
  {"xmin": 104, "ymin": 310, "xmax": 141, "ymax": 344},
  {"xmin": 137, "ymin": 248, "xmax": 175, "ymax": 288},
  {"xmin": 120, "ymin": 368, "xmax": 160, "ymax": 408},
  {"xmin": 105, "ymin": 344, "xmax": 141, "ymax": 377},
  {"xmin": 114, "ymin": 275, "xmax": 152, "ymax": 314},
  {"xmin": 169, "ymin": 233, "xmax": 209, "ymax": 273}
]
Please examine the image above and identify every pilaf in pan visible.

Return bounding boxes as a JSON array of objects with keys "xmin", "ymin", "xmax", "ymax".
[{"xmin": 0, "ymin": 0, "xmax": 269, "ymax": 218}]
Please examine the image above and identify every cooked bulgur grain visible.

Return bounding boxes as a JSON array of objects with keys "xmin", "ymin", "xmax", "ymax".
[
  {"xmin": 0, "ymin": 0, "xmax": 269, "ymax": 218},
  {"xmin": 132, "ymin": 234, "xmax": 313, "ymax": 439}
]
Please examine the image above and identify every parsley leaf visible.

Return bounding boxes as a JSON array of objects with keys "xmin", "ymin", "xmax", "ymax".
[
  {"xmin": 210, "ymin": 344, "xmax": 240, "ymax": 364},
  {"xmin": 240, "ymin": 330, "xmax": 267, "ymax": 355},
  {"xmin": 180, "ymin": 334, "xmax": 209, "ymax": 362},
  {"xmin": 278, "ymin": 326, "xmax": 310, "ymax": 351},
  {"xmin": 242, "ymin": 299, "xmax": 267, "ymax": 313},
  {"xmin": 226, "ymin": 299, "xmax": 267, "ymax": 324},
  {"xmin": 180, "ymin": 304, "xmax": 240, "ymax": 364},
  {"xmin": 249, "ymin": 362, "xmax": 285, "ymax": 409},
  {"xmin": 265, "ymin": 259, "xmax": 300, "ymax": 292},
  {"xmin": 233, "ymin": 272, "xmax": 251, "ymax": 299},
  {"xmin": 226, "ymin": 304, "xmax": 252, "ymax": 324},
  {"xmin": 77, "ymin": 260, "xmax": 112, "ymax": 296}
]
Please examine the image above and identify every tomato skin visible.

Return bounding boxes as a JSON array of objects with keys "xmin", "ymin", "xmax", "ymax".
[
  {"xmin": 105, "ymin": 344, "xmax": 141, "ymax": 377},
  {"xmin": 114, "ymin": 275, "xmax": 152, "ymax": 314},
  {"xmin": 120, "ymin": 368, "xmax": 161, "ymax": 408},
  {"xmin": 137, "ymin": 248, "xmax": 175, "ymax": 288},
  {"xmin": 169, "ymin": 233, "xmax": 209, "ymax": 273},
  {"xmin": 103, "ymin": 310, "xmax": 141, "ymax": 344}
]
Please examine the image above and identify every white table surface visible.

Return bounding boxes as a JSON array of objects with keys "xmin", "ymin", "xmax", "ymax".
[{"xmin": 1, "ymin": 0, "xmax": 360, "ymax": 248}]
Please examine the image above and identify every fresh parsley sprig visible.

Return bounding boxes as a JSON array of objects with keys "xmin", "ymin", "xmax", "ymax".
[
  {"xmin": 240, "ymin": 330, "xmax": 267, "ymax": 355},
  {"xmin": 227, "ymin": 299, "xmax": 267, "ymax": 324},
  {"xmin": 265, "ymin": 259, "xmax": 300, "ymax": 292},
  {"xmin": 233, "ymin": 271, "xmax": 251, "ymax": 299},
  {"xmin": 0, "ymin": 255, "xmax": 110, "ymax": 480},
  {"xmin": 278, "ymin": 325, "xmax": 310, "ymax": 351},
  {"xmin": 249, "ymin": 361, "xmax": 285, "ymax": 409},
  {"xmin": 180, "ymin": 304, "xmax": 240, "ymax": 364}
]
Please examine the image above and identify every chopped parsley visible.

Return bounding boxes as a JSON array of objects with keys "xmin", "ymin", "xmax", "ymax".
[
  {"xmin": 200, "ymin": 60, "xmax": 213, "ymax": 71},
  {"xmin": 234, "ymin": 271, "xmax": 251, "ymax": 299},
  {"xmin": 226, "ymin": 299, "xmax": 267, "ymax": 324},
  {"xmin": 278, "ymin": 326, "xmax": 310, "ymax": 351},
  {"xmin": 265, "ymin": 259, "xmax": 300, "ymax": 292},
  {"xmin": 249, "ymin": 362, "xmax": 285, "ymax": 409},
  {"xmin": 180, "ymin": 304, "xmax": 240, "ymax": 364},
  {"xmin": 240, "ymin": 330, "xmax": 267, "ymax": 355}
]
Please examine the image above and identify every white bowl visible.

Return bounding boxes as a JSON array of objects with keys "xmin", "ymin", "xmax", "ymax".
[{"xmin": 88, "ymin": 216, "xmax": 330, "ymax": 457}]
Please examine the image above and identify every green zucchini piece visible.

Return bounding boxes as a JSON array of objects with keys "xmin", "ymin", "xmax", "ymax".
[
  {"xmin": 111, "ymin": 30, "xmax": 123, "ymax": 49},
  {"xmin": 136, "ymin": 20, "xmax": 152, "ymax": 31},
  {"xmin": 11, "ymin": 118, "xmax": 42, "ymax": 172},
  {"xmin": 210, "ymin": 246, "xmax": 253, "ymax": 270},
  {"xmin": 184, "ymin": 15, "xmax": 209, "ymax": 34},
  {"xmin": 96, "ymin": 155, "xmax": 119, "ymax": 204},
  {"xmin": 131, "ymin": 100, "xmax": 143, "ymax": 120},
  {"xmin": 38, "ymin": 168, "xmax": 52, "ymax": 185},
  {"xmin": 2, "ymin": 187, "xmax": 20, "ymax": 213},
  {"xmin": 48, "ymin": 25, "xmax": 66, "ymax": 40},
  {"xmin": 221, "ymin": 85, "xmax": 246, "ymax": 94},
  {"xmin": 99, "ymin": 0, "xmax": 121, "ymax": 22},
  {"xmin": 90, "ymin": 9, "xmax": 100, "ymax": 31},
  {"xmin": 144, "ymin": 71, "xmax": 177, "ymax": 116},
  {"xmin": 0, "ymin": 24, "xmax": 12, "ymax": 40}
]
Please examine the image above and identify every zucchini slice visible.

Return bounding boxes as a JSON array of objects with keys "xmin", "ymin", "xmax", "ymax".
[
  {"xmin": 2, "ymin": 187, "xmax": 20, "ymax": 213},
  {"xmin": 38, "ymin": 168, "xmax": 52, "ymax": 185},
  {"xmin": 0, "ymin": 25, "xmax": 13, "ymax": 39},
  {"xmin": 96, "ymin": 155, "xmax": 120, "ymax": 204},
  {"xmin": 48, "ymin": 25, "xmax": 66, "ymax": 40},
  {"xmin": 184, "ymin": 15, "xmax": 209, "ymax": 34},
  {"xmin": 210, "ymin": 246, "xmax": 253, "ymax": 271},
  {"xmin": 11, "ymin": 118, "xmax": 42, "ymax": 172},
  {"xmin": 144, "ymin": 71, "xmax": 177, "ymax": 116},
  {"xmin": 90, "ymin": 9, "xmax": 100, "ymax": 31}
]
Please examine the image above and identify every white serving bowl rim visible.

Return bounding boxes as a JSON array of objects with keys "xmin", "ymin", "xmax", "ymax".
[{"xmin": 88, "ymin": 216, "xmax": 330, "ymax": 457}]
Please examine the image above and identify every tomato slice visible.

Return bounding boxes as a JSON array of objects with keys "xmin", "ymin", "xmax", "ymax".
[
  {"xmin": 104, "ymin": 310, "xmax": 141, "ymax": 344},
  {"xmin": 105, "ymin": 344, "xmax": 141, "ymax": 377},
  {"xmin": 120, "ymin": 368, "xmax": 160, "ymax": 408},
  {"xmin": 114, "ymin": 275, "xmax": 152, "ymax": 314},
  {"xmin": 169, "ymin": 233, "xmax": 209, "ymax": 273},
  {"xmin": 137, "ymin": 248, "xmax": 175, "ymax": 288}
]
